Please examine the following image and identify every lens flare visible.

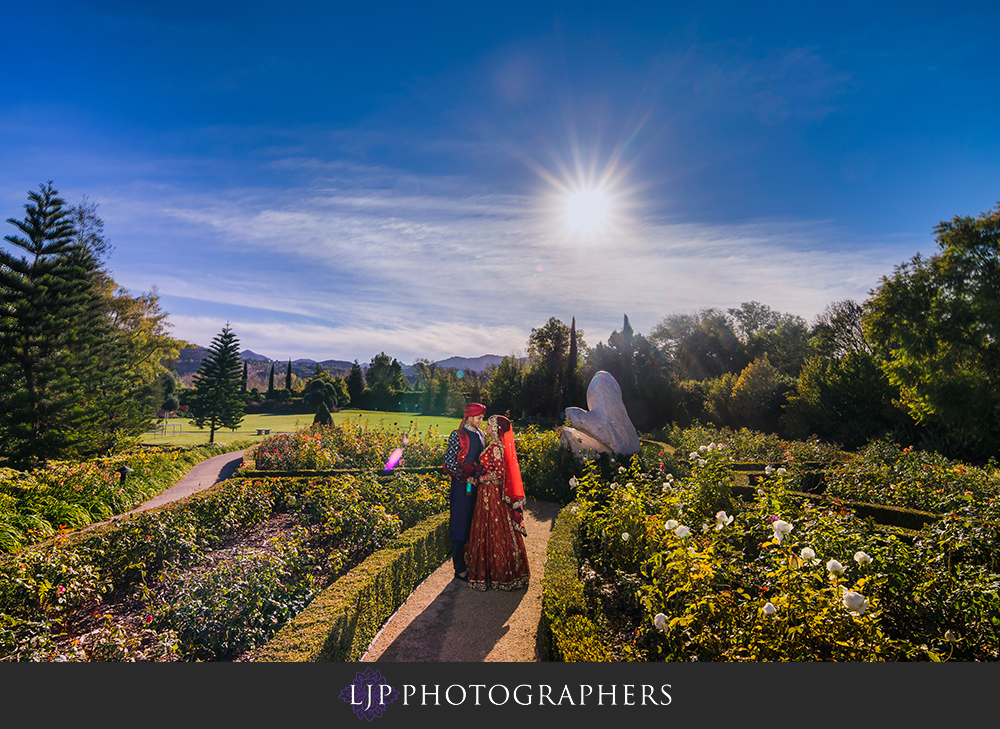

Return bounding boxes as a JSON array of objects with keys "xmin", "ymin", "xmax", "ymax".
[{"xmin": 383, "ymin": 447, "xmax": 404, "ymax": 472}]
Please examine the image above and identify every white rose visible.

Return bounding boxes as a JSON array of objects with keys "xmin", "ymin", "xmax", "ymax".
[
  {"xmin": 653, "ymin": 613, "xmax": 667, "ymax": 631},
  {"xmin": 826, "ymin": 559, "xmax": 845, "ymax": 575},
  {"xmin": 772, "ymin": 520, "xmax": 793, "ymax": 543},
  {"xmin": 715, "ymin": 511, "xmax": 734, "ymax": 530},
  {"xmin": 842, "ymin": 591, "xmax": 869, "ymax": 615},
  {"xmin": 854, "ymin": 551, "xmax": 872, "ymax": 566},
  {"xmin": 674, "ymin": 525, "xmax": 691, "ymax": 538}
]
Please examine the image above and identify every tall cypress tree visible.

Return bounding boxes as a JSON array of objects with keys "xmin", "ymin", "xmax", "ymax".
[
  {"xmin": 0, "ymin": 182, "xmax": 110, "ymax": 467},
  {"xmin": 189, "ymin": 324, "xmax": 244, "ymax": 443},
  {"xmin": 285, "ymin": 358, "xmax": 292, "ymax": 391},
  {"xmin": 566, "ymin": 316, "xmax": 578, "ymax": 411},
  {"xmin": 267, "ymin": 363, "xmax": 275, "ymax": 399},
  {"xmin": 241, "ymin": 361, "xmax": 248, "ymax": 393}
]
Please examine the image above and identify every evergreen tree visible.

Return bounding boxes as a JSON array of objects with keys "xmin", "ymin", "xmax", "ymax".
[
  {"xmin": 304, "ymin": 378, "xmax": 337, "ymax": 411},
  {"xmin": 313, "ymin": 400, "xmax": 333, "ymax": 426},
  {"xmin": 285, "ymin": 358, "xmax": 292, "ymax": 390},
  {"xmin": 566, "ymin": 317, "xmax": 579, "ymax": 411},
  {"xmin": 0, "ymin": 182, "xmax": 111, "ymax": 467},
  {"xmin": 267, "ymin": 363, "xmax": 275, "ymax": 399},
  {"xmin": 189, "ymin": 324, "xmax": 245, "ymax": 443},
  {"xmin": 241, "ymin": 361, "xmax": 248, "ymax": 393},
  {"xmin": 346, "ymin": 360, "xmax": 366, "ymax": 408}
]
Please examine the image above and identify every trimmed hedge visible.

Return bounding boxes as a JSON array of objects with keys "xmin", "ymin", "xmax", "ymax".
[
  {"xmin": 540, "ymin": 502, "xmax": 610, "ymax": 662},
  {"xmin": 732, "ymin": 483, "xmax": 940, "ymax": 532},
  {"xmin": 236, "ymin": 466, "xmax": 444, "ymax": 479},
  {"xmin": 252, "ymin": 511, "xmax": 450, "ymax": 662}
]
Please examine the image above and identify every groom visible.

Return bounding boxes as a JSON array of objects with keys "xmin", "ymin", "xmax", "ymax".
[{"xmin": 443, "ymin": 402, "xmax": 486, "ymax": 581}]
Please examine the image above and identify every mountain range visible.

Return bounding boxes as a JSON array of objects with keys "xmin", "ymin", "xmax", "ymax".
[{"xmin": 170, "ymin": 347, "xmax": 508, "ymax": 388}]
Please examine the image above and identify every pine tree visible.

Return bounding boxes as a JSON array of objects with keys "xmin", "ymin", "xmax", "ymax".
[
  {"xmin": 189, "ymin": 324, "xmax": 245, "ymax": 443},
  {"xmin": 346, "ymin": 360, "xmax": 366, "ymax": 409},
  {"xmin": 0, "ymin": 182, "xmax": 111, "ymax": 467}
]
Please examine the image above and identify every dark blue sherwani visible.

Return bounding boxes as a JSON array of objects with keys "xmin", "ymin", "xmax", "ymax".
[{"xmin": 444, "ymin": 424, "xmax": 485, "ymax": 575}]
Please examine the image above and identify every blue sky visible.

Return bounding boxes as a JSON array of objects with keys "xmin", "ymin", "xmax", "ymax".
[{"xmin": 3, "ymin": 1, "xmax": 998, "ymax": 364}]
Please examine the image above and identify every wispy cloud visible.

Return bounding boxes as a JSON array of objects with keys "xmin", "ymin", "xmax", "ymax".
[{"xmin": 105, "ymin": 163, "xmax": 911, "ymax": 363}]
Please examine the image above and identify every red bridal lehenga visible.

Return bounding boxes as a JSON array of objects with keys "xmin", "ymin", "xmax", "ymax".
[{"xmin": 464, "ymin": 417, "xmax": 530, "ymax": 591}]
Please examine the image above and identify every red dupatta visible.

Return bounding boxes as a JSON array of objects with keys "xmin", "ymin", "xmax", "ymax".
[
  {"xmin": 500, "ymin": 426, "xmax": 525, "ymax": 508},
  {"xmin": 488, "ymin": 415, "xmax": 526, "ymax": 534}
]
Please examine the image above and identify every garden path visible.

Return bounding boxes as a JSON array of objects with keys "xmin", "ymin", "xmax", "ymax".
[
  {"xmin": 360, "ymin": 497, "xmax": 562, "ymax": 662},
  {"xmin": 78, "ymin": 450, "xmax": 247, "ymax": 535},
  {"xmin": 126, "ymin": 449, "xmax": 247, "ymax": 515}
]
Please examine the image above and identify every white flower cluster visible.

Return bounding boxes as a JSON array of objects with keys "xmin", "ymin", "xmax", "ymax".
[
  {"xmin": 772, "ymin": 519, "xmax": 793, "ymax": 543},
  {"xmin": 665, "ymin": 519, "xmax": 691, "ymax": 538},
  {"xmin": 763, "ymin": 522, "xmax": 874, "ymax": 618}
]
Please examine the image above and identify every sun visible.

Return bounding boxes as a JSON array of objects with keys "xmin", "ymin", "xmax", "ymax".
[{"xmin": 564, "ymin": 188, "xmax": 610, "ymax": 234}]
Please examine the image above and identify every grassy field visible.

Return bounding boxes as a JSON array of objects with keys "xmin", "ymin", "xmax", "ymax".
[{"xmin": 139, "ymin": 410, "xmax": 463, "ymax": 448}]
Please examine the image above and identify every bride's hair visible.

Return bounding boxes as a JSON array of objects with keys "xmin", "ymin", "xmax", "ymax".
[{"xmin": 494, "ymin": 415, "xmax": 511, "ymax": 435}]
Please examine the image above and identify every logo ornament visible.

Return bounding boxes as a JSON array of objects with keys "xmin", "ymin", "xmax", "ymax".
[{"xmin": 339, "ymin": 668, "xmax": 399, "ymax": 722}]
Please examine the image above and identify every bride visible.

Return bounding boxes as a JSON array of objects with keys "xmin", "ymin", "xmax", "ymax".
[{"xmin": 464, "ymin": 415, "xmax": 531, "ymax": 591}]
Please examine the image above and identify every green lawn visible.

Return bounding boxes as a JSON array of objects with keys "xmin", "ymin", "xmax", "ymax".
[{"xmin": 140, "ymin": 410, "xmax": 462, "ymax": 448}]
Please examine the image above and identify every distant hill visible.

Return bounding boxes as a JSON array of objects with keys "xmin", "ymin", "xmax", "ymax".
[
  {"xmin": 433, "ymin": 355, "xmax": 505, "ymax": 373},
  {"xmin": 241, "ymin": 349, "xmax": 272, "ymax": 361},
  {"xmin": 168, "ymin": 348, "xmax": 505, "ymax": 389}
]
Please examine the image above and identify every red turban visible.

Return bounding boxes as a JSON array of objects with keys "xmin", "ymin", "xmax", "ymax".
[{"xmin": 463, "ymin": 403, "xmax": 486, "ymax": 417}]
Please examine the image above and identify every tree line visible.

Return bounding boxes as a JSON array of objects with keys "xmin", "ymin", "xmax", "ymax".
[{"xmin": 416, "ymin": 201, "xmax": 1000, "ymax": 463}]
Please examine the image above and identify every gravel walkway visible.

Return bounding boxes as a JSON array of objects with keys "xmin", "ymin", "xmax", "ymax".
[
  {"xmin": 360, "ymin": 497, "xmax": 562, "ymax": 662},
  {"xmin": 125, "ymin": 449, "xmax": 246, "ymax": 515}
]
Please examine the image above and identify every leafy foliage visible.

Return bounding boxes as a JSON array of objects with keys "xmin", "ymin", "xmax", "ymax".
[{"xmin": 864, "ymin": 203, "xmax": 1000, "ymax": 461}]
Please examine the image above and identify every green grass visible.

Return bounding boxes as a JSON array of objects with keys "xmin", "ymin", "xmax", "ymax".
[{"xmin": 140, "ymin": 410, "xmax": 462, "ymax": 448}]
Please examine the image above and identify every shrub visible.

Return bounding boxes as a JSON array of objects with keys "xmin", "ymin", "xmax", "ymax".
[{"xmin": 154, "ymin": 547, "xmax": 313, "ymax": 661}]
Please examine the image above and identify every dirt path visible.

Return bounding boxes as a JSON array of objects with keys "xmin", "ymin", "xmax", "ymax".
[{"xmin": 360, "ymin": 497, "xmax": 562, "ymax": 662}]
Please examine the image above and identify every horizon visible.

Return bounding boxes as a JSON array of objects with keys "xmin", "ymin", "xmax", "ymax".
[{"xmin": 3, "ymin": 2, "xmax": 998, "ymax": 364}]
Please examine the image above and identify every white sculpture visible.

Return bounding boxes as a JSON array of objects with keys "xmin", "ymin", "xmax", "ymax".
[{"xmin": 560, "ymin": 371, "xmax": 640, "ymax": 456}]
